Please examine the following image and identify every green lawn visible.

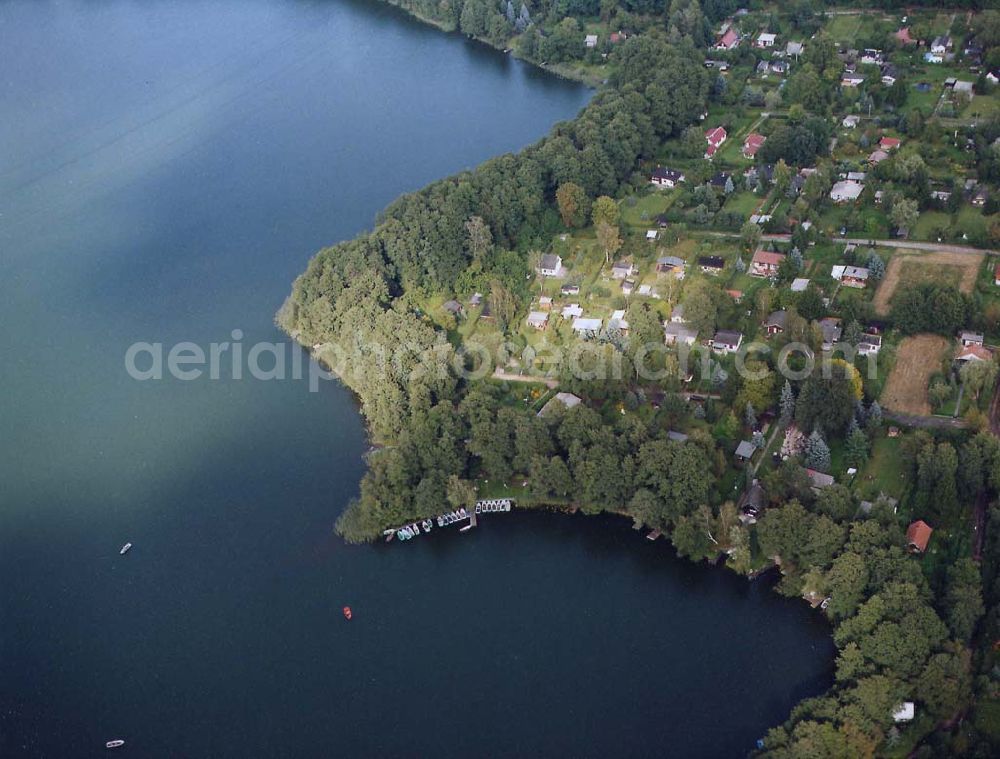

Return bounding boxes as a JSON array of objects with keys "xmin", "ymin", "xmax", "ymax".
[
  {"xmin": 856, "ymin": 435, "xmax": 907, "ymax": 502},
  {"xmin": 723, "ymin": 191, "xmax": 760, "ymax": 218},
  {"xmin": 621, "ymin": 191, "xmax": 677, "ymax": 229},
  {"xmin": 824, "ymin": 14, "xmax": 865, "ymax": 44}
]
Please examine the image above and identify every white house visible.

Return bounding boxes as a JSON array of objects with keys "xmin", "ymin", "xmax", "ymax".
[
  {"xmin": 893, "ymin": 703, "xmax": 915, "ymax": 723},
  {"xmin": 572, "ymin": 317, "xmax": 603, "ymax": 334},
  {"xmin": 608, "ymin": 310, "xmax": 629, "ymax": 333},
  {"xmin": 584, "ymin": 34, "xmax": 598, "ymax": 48},
  {"xmin": 756, "ymin": 32, "xmax": 776, "ymax": 48},
  {"xmin": 611, "ymin": 261, "xmax": 637, "ymax": 280},
  {"xmin": 840, "ymin": 266, "xmax": 870, "ymax": 288},
  {"xmin": 538, "ymin": 254, "xmax": 564, "ymax": 277},
  {"xmin": 857, "ymin": 334, "xmax": 882, "ymax": 356},
  {"xmin": 830, "ymin": 180, "xmax": 864, "ymax": 202},
  {"xmin": 931, "ymin": 36, "xmax": 951, "ymax": 55},
  {"xmin": 526, "ymin": 311, "xmax": 549, "ymax": 330},
  {"xmin": 842, "ymin": 114, "xmax": 860, "ymax": 128},
  {"xmin": 712, "ymin": 329, "xmax": 743, "ymax": 354},
  {"xmin": 786, "ymin": 41, "xmax": 804, "ymax": 57},
  {"xmin": 561, "ymin": 303, "xmax": 583, "ymax": 320},
  {"xmin": 664, "ymin": 321, "xmax": 698, "ymax": 346}
]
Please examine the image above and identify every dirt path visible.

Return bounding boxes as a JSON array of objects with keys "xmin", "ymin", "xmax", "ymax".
[{"xmin": 492, "ymin": 369, "xmax": 559, "ymax": 388}]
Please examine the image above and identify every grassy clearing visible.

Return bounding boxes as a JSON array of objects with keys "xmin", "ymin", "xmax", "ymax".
[
  {"xmin": 880, "ymin": 334, "xmax": 951, "ymax": 416},
  {"xmin": 856, "ymin": 435, "xmax": 907, "ymax": 501},
  {"xmin": 620, "ymin": 191, "xmax": 676, "ymax": 229},
  {"xmin": 872, "ymin": 250, "xmax": 983, "ymax": 315}
]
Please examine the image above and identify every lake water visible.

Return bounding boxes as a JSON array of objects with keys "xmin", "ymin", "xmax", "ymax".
[{"xmin": 0, "ymin": 1, "xmax": 834, "ymax": 756}]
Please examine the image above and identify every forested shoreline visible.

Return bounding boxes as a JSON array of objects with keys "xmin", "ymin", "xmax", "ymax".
[{"xmin": 279, "ymin": 1, "xmax": 1000, "ymax": 755}]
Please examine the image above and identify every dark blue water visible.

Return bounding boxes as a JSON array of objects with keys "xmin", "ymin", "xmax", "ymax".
[{"xmin": 0, "ymin": 1, "xmax": 833, "ymax": 756}]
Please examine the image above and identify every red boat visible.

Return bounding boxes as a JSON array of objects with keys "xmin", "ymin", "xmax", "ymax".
[{"xmin": 343, "ymin": 606, "xmax": 352, "ymax": 620}]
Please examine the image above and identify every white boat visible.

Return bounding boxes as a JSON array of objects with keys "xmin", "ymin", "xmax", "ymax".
[
  {"xmin": 106, "ymin": 739, "xmax": 125, "ymax": 749},
  {"xmin": 119, "ymin": 543, "xmax": 132, "ymax": 556}
]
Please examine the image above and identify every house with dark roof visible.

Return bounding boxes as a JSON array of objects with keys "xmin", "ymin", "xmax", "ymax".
[
  {"xmin": 699, "ymin": 256, "xmax": 725, "ymax": 274},
  {"xmin": 537, "ymin": 254, "xmax": 564, "ymax": 277},
  {"xmin": 664, "ymin": 321, "xmax": 698, "ymax": 346},
  {"xmin": 713, "ymin": 329, "xmax": 743, "ymax": 354},
  {"xmin": 651, "ymin": 166, "xmax": 685, "ymax": 188},
  {"xmin": 764, "ymin": 310, "xmax": 787, "ymax": 335},
  {"xmin": 656, "ymin": 256, "xmax": 686, "ymax": 274}
]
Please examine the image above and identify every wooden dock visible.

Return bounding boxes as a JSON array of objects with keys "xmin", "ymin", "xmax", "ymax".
[{"xmin": 646, "ymin": 530, "xmax": 661, "ymax": 541}]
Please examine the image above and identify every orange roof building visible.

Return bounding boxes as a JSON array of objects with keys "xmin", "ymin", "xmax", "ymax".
[{"xmin": 906, "ymin": 520, "xmax": 933, "ymax": 553}]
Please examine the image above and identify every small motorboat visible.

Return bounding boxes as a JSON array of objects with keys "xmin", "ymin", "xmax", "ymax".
[
  {"xmin": 106, "ymin": 739, "xmax": 125, "ymax": 749},
  {"xmin": 343, "ymin": 606, "xmax": 352, "ymax": 620},
  {"xmin": 119, "ymin": 543, "xmax": 132, "ymax": 556}
]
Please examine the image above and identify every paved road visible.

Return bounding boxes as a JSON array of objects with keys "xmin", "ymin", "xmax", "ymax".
[
  {"xmin": 760, "ymin": 234, "xmax": 999, "ymax": 256},
  {"xmin": 699, "ymin": 230, "xmax": 998, "ymax": 255}
]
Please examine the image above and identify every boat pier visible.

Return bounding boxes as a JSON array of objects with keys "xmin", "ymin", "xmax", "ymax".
[{"xmin": 383, "ymin": 499, "xmax": 515, "ymax": 544}]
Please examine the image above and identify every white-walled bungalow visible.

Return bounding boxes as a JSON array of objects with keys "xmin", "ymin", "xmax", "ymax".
[
  {"xmin": 750, "ymin": 249, "xmax": 785, "ymax": 278},
  {"xmin": 712, "ymin": 329, "xmax": 743, "ymax": 354},
  {"xmin": 572, "ymin": 317, "xmax": 603, "ymax": 335},
  {"xmin": 830, "ymin": 180, "xmax": 864, "ymax": 202},
  {"xmin": 755, "ymin": 32, "xmax": 776, "ymax": 48},
  {"xmin": 857, "ymin": 333, "xmax": 882, "ymax": 356},
  {"xmin": 561, "ymin": 303, "xmax": 584, "ymax": 320},
  {"xmin": 537, "ymin": 254, "xmax": 564, "ymax": 277},
  {"xmin": 609, "ymin": 310, "xmax": 629, "ymax": 334},
  {"xmin": 840, "ymin": 266, "xmax": 870, "ymax": 288},
  {"xmin": 526, "ymin": 311, "xmax": 549, "ymax": 330},
  {"xmin": 650, "ymin": 166, "xmax": 685, "ymax": 188},
  {"xmin": 611, "ymin": 260, "xmax": 637, "ymax": 280},
  {"xmin": 664, "ymin": 321, "xmax": 698, "ymax": 346}
]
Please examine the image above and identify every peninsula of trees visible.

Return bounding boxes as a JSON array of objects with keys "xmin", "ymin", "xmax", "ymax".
[{"xmin": 280, "ymin": 2, "xmax": 1000, "ymax": 755}]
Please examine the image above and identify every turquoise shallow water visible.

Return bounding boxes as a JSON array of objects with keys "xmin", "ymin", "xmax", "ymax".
[{"xmin": 0, "ymin": 1, "xmax": 833, "ymax": 756}]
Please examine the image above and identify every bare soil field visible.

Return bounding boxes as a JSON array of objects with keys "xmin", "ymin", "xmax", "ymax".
[
  {"xmin": 872, "ymin": 250, "xmax": 983, "ymax": 315},
  {"xmin": 880, "ymin": 334, "xmax": 952, "ymax": 416}
]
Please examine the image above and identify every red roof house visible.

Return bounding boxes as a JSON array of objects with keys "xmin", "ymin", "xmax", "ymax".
[
  {"xmin": 705, "ymin": 126, "xmax": 727, "ymax": 158},
  {"xmin": 880, "ymin": 136, "xmax": 901, "ymax": 151},
  {"xmin": 743, "ymin": 132, "xmax": 766, "ymax": 159},
  {"xmin": 750, "ymin": 249, "xmax": 786, "ymax": 278},
  {"xmin": 715, "ymin": 29, "xmax": 739, "ymax": 50},
  {"xmin": 906, "ymin": 520, "xmax": 933, "ymax": 553},
  {"xmin": 994, "ymin": 263, "xmax": 1000, "ymax": 286}
]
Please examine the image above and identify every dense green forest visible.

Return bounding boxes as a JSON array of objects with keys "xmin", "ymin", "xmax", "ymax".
[{"xmin": 280, "ymin": 34, "xmax": 709, "ymax": 439}]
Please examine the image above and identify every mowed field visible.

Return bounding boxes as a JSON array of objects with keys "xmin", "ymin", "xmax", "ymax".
[
  {"xmin": 872, "ymin": 250, "xmax": 983, "ymax": 315},
  {"xmin": 880, "ymin": 334, "xmax": 951, "ymax": 416}
]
